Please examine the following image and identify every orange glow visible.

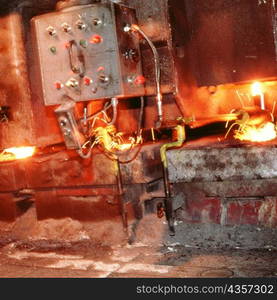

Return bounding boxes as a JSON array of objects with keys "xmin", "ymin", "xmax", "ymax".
[
  {"xmin": 116, "ymin": 144, "xmax": 133, "ymax": 151},
  {"xmin": 251, "ymin": 82, "xmax": 263, "ymax": 96},
  {"xmin": 3, "ymin": 147, "xmax": 36, "ymax": 160},
  {"xmin": 234, "ymin": 122, "xmax": 277, "ymax": 142}
]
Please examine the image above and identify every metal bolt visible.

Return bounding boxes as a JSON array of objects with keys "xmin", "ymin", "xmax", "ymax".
[
  {"xmin": 123, "ymin": 24, "xmax": 131, "ymax": 32},
  {"xmin": 63, "ymin": 128, "xmax": 71, "ymax": 136},
  {"xmin": 92, "ymin": 87, "xmax": 98, "ymax": 94},
  {"xmin": 59, "ymin": 118, "xmax": 67, "ymax": 127}
]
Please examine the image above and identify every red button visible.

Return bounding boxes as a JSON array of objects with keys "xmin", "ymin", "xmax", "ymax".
[
  {"xmin": 90, "ymin": 35, "xmax": 103, "ymax": 44},
  {"xmin": 134, "ymin": 75, "xmax": 146, "ymax": 85},
  {"xmin": 54, "ymin": 81, "xmax": 63, "ymax": 90},
  {"xmin": 84, "ymin": 77, "xmax": 92, "ymax": 86}
]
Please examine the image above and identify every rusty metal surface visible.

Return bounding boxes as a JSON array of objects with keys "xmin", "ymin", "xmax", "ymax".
[
  {"xmin": 167, "ymin": 144, "xmax": 277, "ymax": 183},
  {"xmin": 126, "ymin": 0, "xmax": 170, "ymax": 43},
  {"xmin": 120, "ymin": 143, "xmax": 163, "ymax": 184},
  {"xmin": 184, "ymin": 0, "xmax": 277, "ymax": 86},
  {"xmin": 173, "ymin": 180, "xmax": 277, "ymax": 198},
  {"xmin": 0, "ymin": 143, "xmax": 163, "ymax": 193},
  {"xmin": 0, "ymin": 193, "xmax": 16, "ymax": 221},
  {"xmin": 125, "ymin": 0, "xmax": 187, "ymax": 97},
  {"xmin": 35, "ymin": 190, "xmax": 122, "ymax": 221},
  {"xmin": 0, "ymin": 12, "xmax": 36, "ymax": 149},
  {"xmin": 141, "ymin": 46, "xmax": 175, "ymax": 95}
]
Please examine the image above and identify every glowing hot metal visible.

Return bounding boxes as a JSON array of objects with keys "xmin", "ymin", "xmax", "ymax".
[
  {"xmin": 0, "ymin": 147, "xmax": 36, "ymax": 162},
  {"xmin": 234, "ymin": 122, "xmax": 277, "ymax": 142}
]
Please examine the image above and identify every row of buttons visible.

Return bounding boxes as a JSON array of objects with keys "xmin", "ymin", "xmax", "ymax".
[
  {"xmin": 54, "ymin": 74, "xmax": 145, "ymax": 91},
  {"xmin": 49, "ymin": 35, "xmax": 103, "ymax": 54},
  {"xmin": 54, "ymin": 74, "xmax": 109, "ymax": 89},
  {"xmin": 46, "ymin": 18, "xmax": 102, "ymax": 36}
]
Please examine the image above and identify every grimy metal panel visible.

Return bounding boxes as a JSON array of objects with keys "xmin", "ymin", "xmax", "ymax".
[
  {"xmin": 31, "ymin": 2, "xmax": 144, "ymax": 106},
  {"xmin": 184, "ymin": 0, "xmax": 277, "ymax": 86}
]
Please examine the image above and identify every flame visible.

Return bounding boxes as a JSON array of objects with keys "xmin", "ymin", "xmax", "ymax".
[
  {"xmin": 234, "ymin": 122, "xmax": 277, "ymax": 142},
  {"xmin": 0, "ymin": 147, "xmax": 36, "ymax": 161},
  {"xmin": 251, "ymin": 82, "xmax": 263, "ymax": 96}
]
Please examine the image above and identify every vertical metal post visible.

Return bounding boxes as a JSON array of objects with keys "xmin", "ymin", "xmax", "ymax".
[{"xmin": 116, "ymin": 159, "xmax": 128, "ymax": 232}]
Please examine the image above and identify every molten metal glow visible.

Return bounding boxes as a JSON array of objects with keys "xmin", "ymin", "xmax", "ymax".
[
  {"xmin": 116, "ymin": 144, "xmax": 133, "ymax": 151},
  {"xmin": 4, "ymin": 147, "xmax": 36, "ymax": 160},
  {"xmin": 234, "ymin": 122, "xmax": 277, "ymax": 142},
  {"xmin": 251, "ymin": 82, "xmax": 263, "ymax": 96}
]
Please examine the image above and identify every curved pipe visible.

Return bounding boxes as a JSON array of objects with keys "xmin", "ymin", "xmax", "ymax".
[
  {"xmin": 129, "ymin": 24, "xmax": 163, "ymax": 128},
  {"xmin": 160, "ymin": 125, "xmax": 186, "ymax": 235}
]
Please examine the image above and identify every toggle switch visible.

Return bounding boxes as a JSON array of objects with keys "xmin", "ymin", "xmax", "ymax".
[
  {"xmin": 46, "ymin": 26, "xmax": 57, "ymax": 36},
  {"xmin": 66, "ymin": 78, "xmax": 79, "ymax": 89},
  {"xmin": 92, "ymin": 18, "xmax": 102, "ymax": 27},
  {"xmin": 62, "ymin": 23, "xmax": 72, "ymax": 33},
  {"xmin": 76, "ymin": 20, "xmax": 87, "ymax": 30},
  {"xmin": 98, "ymin": 74, "xmax": 110, "ymax": 84}
]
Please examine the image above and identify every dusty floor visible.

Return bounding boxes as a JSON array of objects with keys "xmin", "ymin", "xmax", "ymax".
[
  {"xmin": 0, "ymin": 240, "xmax": 277, "ymax": 278},
  {"xmin": 0, "ymin": 207, "xmax": 276, "ymax": 278}
]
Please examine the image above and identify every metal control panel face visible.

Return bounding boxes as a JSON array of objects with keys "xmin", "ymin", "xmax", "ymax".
[{"xmin": 31, "ymin": 3, "xmax": 145, "ymax": 106}]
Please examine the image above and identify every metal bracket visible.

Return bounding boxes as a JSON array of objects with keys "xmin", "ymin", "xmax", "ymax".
[{"xmin": 55, "ymin": 100, "xmax": 85, "ymax": 149}]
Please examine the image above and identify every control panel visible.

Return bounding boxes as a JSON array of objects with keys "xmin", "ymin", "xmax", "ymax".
[{"xmin": 31, "ymin": 3, "xmax": 145, "ymax": 106}]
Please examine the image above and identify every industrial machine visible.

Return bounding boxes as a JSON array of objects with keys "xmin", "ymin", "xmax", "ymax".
[{"xmin": 1, "ymin": 0, "xmax": 277, "ymax": 241}]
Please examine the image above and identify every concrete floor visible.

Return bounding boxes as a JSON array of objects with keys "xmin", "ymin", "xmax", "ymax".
[
  {"xmin": 0, "ymin": 208, "xmax": 276, "ymax": 278},
  {"xmin": 0, "ymin": 240, "xmax": 276, "ymax": 278}
]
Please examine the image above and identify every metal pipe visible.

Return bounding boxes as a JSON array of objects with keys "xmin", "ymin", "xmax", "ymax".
[
  {"xmin": 189, "ymin": 114, "xmax": 240, "ymax": 129},
  {"xmin": 160, "ymin": 125, "xmax": 186, "ymax": 235},
  {"xmin": 107, "ymin": 97, "xmax": 118, "ymax": 126},
  {"xmin": 116, "ymin": 159, "xmax": 128, "ymax": 232},
  {"xmin": 127, "ymin": 24, "xmax": 163, "ymax": 128}
]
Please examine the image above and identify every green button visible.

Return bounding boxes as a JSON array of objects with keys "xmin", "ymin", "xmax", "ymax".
[
  {"xmin": 80, "ymin": 39, "xmax": 88, "ymax": 48},
  {"xmin": 50, "ymin": 46, "xmax": 57, "ymax": 54}
]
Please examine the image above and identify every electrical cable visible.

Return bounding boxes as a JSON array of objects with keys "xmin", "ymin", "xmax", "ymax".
[
  {"xmin": 128, "ymin": 24, "xmax": 163, "ymax": 128},
  {"xmin": 97, "ymin": 141, "xmax": 143, "ymax": 164}
]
